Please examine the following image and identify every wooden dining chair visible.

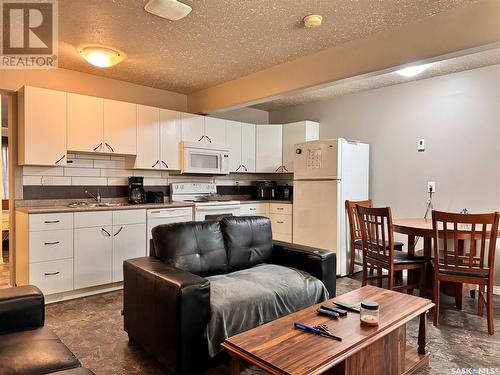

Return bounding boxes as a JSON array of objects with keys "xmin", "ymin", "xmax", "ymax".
[
  {"xmin": 431, "ymin": 210, "xmax": 499, "ymax": 335},
  {"xmin": 356, "ymin": 205, "xmax": 427, "ymax": 292},
  {"xmin": 346, "ymin": 200, "xmax": 404, "ymax": 277}
]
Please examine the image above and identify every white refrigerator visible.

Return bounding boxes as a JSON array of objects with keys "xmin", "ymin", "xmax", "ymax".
[{"xmin": 292, "ymin": 139, "xmax": 370, "ymax": 276}]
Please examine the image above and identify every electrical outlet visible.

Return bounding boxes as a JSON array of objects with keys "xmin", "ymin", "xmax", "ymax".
[
  {"xmin": 428, "ymin": 181, "xmax": 436, "ymax": 193},
  {"xmin": 418, "ymin": 139, "xmax": 425, "ymax": 152}
]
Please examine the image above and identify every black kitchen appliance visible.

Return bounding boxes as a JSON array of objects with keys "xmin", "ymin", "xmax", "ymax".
[
  {"xmin": 146, "ymin": 191, "xmax": 164, "ymax": 204},
  {"xmin": 255, "ymin": 180, "xmax": 277, "ymax": 200},
  {"xmin": 128, "ymin": 177, "xmax": 146, "ymax": 204}
]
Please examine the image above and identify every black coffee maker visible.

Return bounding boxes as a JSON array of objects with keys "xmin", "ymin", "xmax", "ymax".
[
  {"xmin": 255, "ymin": 181, "xmax": 277, "ymax": 200},
  {"xmin": 128, "ymin": 177, "xmax": 146, "ymax": 204}
]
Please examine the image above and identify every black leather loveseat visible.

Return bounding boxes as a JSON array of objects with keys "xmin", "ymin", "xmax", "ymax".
[
  {"xmin": 0, "ymin": 285, "xmax": 94, "ymax": 375},
  {"xmin": 123, "ymin": 216, "xmax": 336, "ymax": 374}
]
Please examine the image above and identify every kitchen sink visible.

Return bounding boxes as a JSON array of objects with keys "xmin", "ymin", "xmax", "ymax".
[{"xmin": 88, "ymin": 202, "xmax": 126, "ymax": 207}]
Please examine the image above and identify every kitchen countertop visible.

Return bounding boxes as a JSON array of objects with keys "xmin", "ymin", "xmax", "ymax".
[
  {"xmin": 16, "ymin": 201, "xmax": 195, "ymax": 214},
  {"xmin": 239, "ymin": 200, "xmax": 293, "ymax": 204}
]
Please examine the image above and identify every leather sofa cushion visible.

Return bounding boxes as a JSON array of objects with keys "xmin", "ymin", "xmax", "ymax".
[
  {"xmin": 152, "ymin": 221, "xmax": 228, "ymax": 276},
  {"xmin": 221, "ymin": 216, "xmax": 273, "ymax": 272},
  {"xmin": 0, "ymin": 327, "xmax": 80, "ymax": 374},
  {"xmin": 51, "ymin": 368, "xmax": 95, "ymax": 374}
]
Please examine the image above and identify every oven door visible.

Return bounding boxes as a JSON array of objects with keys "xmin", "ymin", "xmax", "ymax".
[{"xmin": 195, "ymin": 205, "xmax": 241, "ymax": 221}]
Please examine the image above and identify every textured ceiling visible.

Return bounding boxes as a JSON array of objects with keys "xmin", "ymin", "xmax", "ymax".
[
  {"xmin": 252, "ymin": 48, "xmax": 500, "ymax": 111},
  {"xmin": 58, "ymin": 0, "xmax": 478, "ymax": 94}
]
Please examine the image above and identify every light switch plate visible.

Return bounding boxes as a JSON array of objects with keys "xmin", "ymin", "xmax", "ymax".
[{"xmin": 418, "ymin": 139, "xmax": 425, "ymax": 152}]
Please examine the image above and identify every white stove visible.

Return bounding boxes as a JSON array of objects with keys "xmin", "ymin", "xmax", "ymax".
[{"xmin": 170, "ymin": 182, "xmax": 240, "ymax": 221}]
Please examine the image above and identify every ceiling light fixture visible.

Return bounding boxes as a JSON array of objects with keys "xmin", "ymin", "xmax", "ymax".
[
  {"xmin": 396, "ymin": 63, "xmax": 433, "ymax": 77},
  {"xmin": 303, "ymin": 14, "xmax": 323, "ymax": 28},
  {"xmin": 79, "ymin": 45, "xmax": 126, "ymax": 68},
  {"xmin": 144, "ymin": 0, "xmax": 192, "ymax": 21}
]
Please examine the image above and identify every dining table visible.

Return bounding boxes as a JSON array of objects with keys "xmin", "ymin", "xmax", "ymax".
[{"xmin": 392, "ymin": 218, "xmax": 475, "ymax": 309}]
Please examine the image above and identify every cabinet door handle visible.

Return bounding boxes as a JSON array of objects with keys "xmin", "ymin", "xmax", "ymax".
[
  {"xmin": 55, "ymin": 155, "xmax": 65, "ymax": 165},
  {"xmin": 277, "ymin": 221, "xmax": 284, "ymax": 224},
  {"xmin": 243, "ymin": 165, "xmax": 248, "ymax": 172},
  {"xmin": 101, "ymin": 228, "xmax": 111, "ymax": 237},
  {"xmin": 44, "ymin": 220, "xmax": 60, "ymax": 224},
  {"xmin": 113, "ymin": 227, "xmax": 123, "ymax": 237},
  {"xmin": 152, "ymin": 160, "xmax": 160, "ymax": 168},
  {"xmin": 277, "ymin": 207, "xmax": 284, "ymax": 210},
  {"xmin": 236, "ymin": 164, "xmax": 242, "ymax": 172},
  {"xmin": 44, "ymin": 241, "xmax": 60, "ymax": 246},
  {"xmin": 205, "ymin": 135, "xmax": 212, "ymax": 143},
  {"xmin": 197, "ymin": 135, "xmax": 205, "ymax": 142},
  {"xmin": 282, "ymin": 165, "xmax": 289, "ymax": 172},
  {"xmin": 93, "ymin": 142, "xmax": 103, "ymax": 151},
  {"xmin": 105, "ymin": 143, "xmax": 114, "ymax": 152},
  {"xmin": 44, "ymin": 271, "xmax": 60, "ymax": 276},
  {"xmin": 275, "ymin": 166, "xmax": 282, "ymax": 172},
  {"xmin": 161, "ymin": 161, "xmax": 169, "ymax": 169},
  {"xmin": 249, "ymin": 208, "xmax": 256, "ymax": 211}
]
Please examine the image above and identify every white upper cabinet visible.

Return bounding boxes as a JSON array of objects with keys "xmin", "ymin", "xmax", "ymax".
[
  {"xmin": 67, "ymin": 93, "xmax": 104, "ymax": 153},
  {"xmin": 160, "ymin": 109, "xmax": 181, "ymax": 170},
  {"xmin": 204, "ymin": 117, "xmax": 226, "ymax": 145},
  {"xmin": 282, "ymin": 121, "xmax": 319, "ymax": 172},
  {"xmin": 225, "ymin": 120, "xmax": 243, "ymax": 172},
  {"xmin": 226, "ymin": 121, "xmax": 256, "ymax": 173},
  {"xmin": 181, "ymin": 113, "xmax": 205, "ymax": 143},
  {"xmin": 181, "ymin": 114, "xmax": 226, "ymax": 145},
  {"xmin": 255, "ymin": 124, "xmax": 283, "ymax": 173},
  {"xmin": 136, "ymin": 105, "xmax": 161, "ymax": 169},
  {"xmin": 18, "ymin": 86, "xmax": 67, "ymax": 166},
  {"xmin": 241, "ymin": 123, "xmax": 256, "ymax": 173},
  {"xmin": 136, "ymin": 107, "xmax": 181, "ymax": 170},
  {"xmin": 103, "ymin": 99, "xmax": 137, "ymax": 155}
]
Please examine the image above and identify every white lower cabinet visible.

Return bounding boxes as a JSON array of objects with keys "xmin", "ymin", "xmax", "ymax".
[
  {"xmin": 112, "ymin": 223, "xmax": 146, "ymax": 282},
  {"xmin": 74, "ymin": 226, "xmax": 113, "ymax": 289},
  {"xmin": 240, "ymin": 203, "xmax": 268, "ymax": 217},
  {"xmin": 30, "ymin": 259, "xmax": 73, "ymax": 295},
  {"xmin": 269, "ymin": 203, "xmax": 293, "ymax": 243}
]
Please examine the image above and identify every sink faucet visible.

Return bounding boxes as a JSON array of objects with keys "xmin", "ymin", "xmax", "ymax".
[{"xmin": 85, "ymin": 188, "xmax": 101, "ymax": 203}]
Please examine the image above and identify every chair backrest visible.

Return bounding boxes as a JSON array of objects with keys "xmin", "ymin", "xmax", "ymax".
[
  {"xmin": 345, "ymin": 199, "xmax": 372, "ymax": 243},
  {"xmin": 356, "ymin": 205, "xmax": 395, "ymax": 265},
  {"xmin": 431, "ymin": 210, "xmax": 500, "ymax": 277}
]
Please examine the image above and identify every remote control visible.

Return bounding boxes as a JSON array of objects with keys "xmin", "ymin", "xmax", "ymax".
[
  {"xmin": 320, "ymin": 305, "xmax": 347, "ymax": 316},
  {"xmin": 333, "ymin": 301, "xmax": 361, "ymax": 313},
  {"xmin": 317, "ymin": 308, "xmax": 339, "ymax": 318}
]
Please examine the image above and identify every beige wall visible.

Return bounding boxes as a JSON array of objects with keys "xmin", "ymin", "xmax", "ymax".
[
  {"xmin": 270, "ymin": 64, "xmax": 500, "ymax": 285},
  {"xmin": 212, "ymin": 107, "xmax": 269, "ymax": 124},
  {"xmin": 0, "ymin": 68, "xmax": 187, "ymax": 111}
]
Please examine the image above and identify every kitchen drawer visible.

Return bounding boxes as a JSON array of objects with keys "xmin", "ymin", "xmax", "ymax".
[
  {"xmin": 29, "ymin": 259, "xmax": 73, "ymax": 295},
  {"xmin": 269, "ymin": 203, "xmax": 292, "ymax": 215},
  {"xmin": 29, "ymin": 229, "xmax": 73, "ymax": 263},
  {"xmin": 240, "ymin": 203, "xmax": 268, "ymax": 216},
  {"xmin": 74, "ymin": 211, "xmax": 113, "ymax": 228},
  {"xmin": 270, "ymin": 213, "xmax": 292, "ymax": 234},
  {"xmin": 147, "ymin": 207, "xmax": 193, "ymax": 219},
  {"xmin": 29, "ymin": 213, "xmax": 73, "ymax": 232},
  {"xmin": 113, "ymin": 209, "xmax": 146, "ymax": 225},
  {"xmin": 273, "ymin": 232, "xmax": 292, "ymax": 243}
]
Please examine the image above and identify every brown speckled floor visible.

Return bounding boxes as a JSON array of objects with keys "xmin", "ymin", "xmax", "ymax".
[{"xmin": 45, "ymin": 277, "xmax": 500, "ymax": 375}]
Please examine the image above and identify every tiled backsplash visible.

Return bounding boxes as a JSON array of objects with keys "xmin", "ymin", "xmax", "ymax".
[{"xmin": 21, "ymin": 152, "xmax": 292, "ymax": 199}]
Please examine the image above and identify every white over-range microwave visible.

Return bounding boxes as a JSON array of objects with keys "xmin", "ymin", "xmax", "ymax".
[{"xmin": 181, "ymin": 142, "xmax": 230, "ymax": 174}]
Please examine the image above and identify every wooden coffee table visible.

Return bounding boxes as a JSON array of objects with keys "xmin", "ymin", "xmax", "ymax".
[{"xmin": 222, "ymin": 285, "xmax": 434, "ymax": 375}]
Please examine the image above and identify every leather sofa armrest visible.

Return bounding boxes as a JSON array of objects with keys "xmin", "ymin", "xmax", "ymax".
[
  {"xmin": 123, "ymin": 257, "xmax": 210, "ymax": 375},
  {"xmin": 271, "ymin": 241, "xmax": 336, "ymax": 297},
  {"xmin": 0, "ymin": 285, "xmax": 45, "ymax": 333}
]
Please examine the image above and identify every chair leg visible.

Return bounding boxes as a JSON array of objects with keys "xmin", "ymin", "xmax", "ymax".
[
  {"xmin": 470, "ymin": 289, "xmax": 476, "ymax": 299},
  {"xmin": 419, "ymin": 267, "xmax": 425, "ymax": 298},
  {"xmin": 362, "ymin": 267, "xmax": 367, "ymax": 287},
  {"xmin": 348, "ymin": 247, "xmax": 355, "ymax": 278},
  {"xmin": 478, "ymin": 285, "xmax": 485, "ymax": 317},
  {"xmin": 433, "ymin": 279, "xmax": 440, "ymax": 327},
  {"xmin": 377, "ymin": 267, "xmax": 383, "ymax": 287},
  {"xmin": 487, "ymin": 285, "xmax": 494, "ymax": 335},
  {"xmin": 388, "ymin": 270, "xmax": 394, "ymax": 290},
  {"xmin": 454, "ymin": 283, "xmax": 464, "ymax": 310}
]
